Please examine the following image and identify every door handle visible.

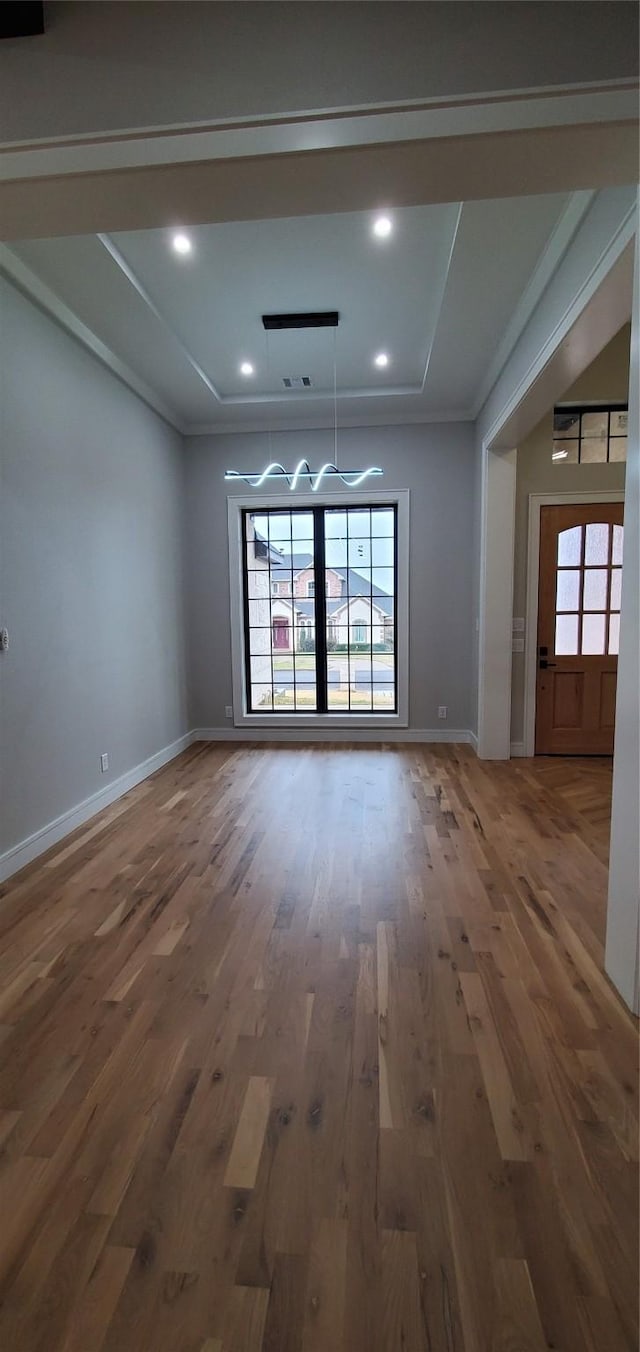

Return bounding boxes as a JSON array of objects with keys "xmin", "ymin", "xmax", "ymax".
[{"xmin": 539, "ymin": 659, "xmax": 557, "ymax": 669}]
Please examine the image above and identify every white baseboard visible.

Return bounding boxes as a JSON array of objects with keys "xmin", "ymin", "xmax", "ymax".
[
  {"xmin": 193, "ymin": 726, "xmax": 475, "ymax": 746},
  {"xmin": 510, "ymin": 741, "xmax": 527, "ymax": 757},
  {"xmin": 468, "ymin": 730, "xmax": 478, "ymax": 753},
  {"xmin": 0, "ymin": 731, "xmax": 194, "ymax": 886}
]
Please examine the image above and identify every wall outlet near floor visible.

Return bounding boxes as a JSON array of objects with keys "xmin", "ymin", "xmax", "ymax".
[
  {"xmin": 100, "ymin": 753, "xmax": 109, "ymax": 773},
  {"xmin": 225, "ymin": 705, "xmax": 233, "ymax": 719},
  {"xmin": 438, "ymin": 706, "xmax": 447, "ymax": 720}
]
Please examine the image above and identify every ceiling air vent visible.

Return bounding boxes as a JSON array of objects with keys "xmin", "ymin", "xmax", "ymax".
[{"xmin": 282, "ymin": 376, "xmax": 312, "ymax": 389}]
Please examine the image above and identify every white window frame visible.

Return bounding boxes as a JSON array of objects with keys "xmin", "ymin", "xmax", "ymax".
[{"xmin": 227, "ymin": 490, "xmax": 409, "ymax": 729}]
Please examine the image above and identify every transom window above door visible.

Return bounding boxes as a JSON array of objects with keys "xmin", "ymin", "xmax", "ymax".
[
  {"xmin": 552, "ymin": 404, "xmax": 627, "ymax": 464},
  {"xmin": 242, "ymin": 504, "xmax": 397, "ymax": 714}
]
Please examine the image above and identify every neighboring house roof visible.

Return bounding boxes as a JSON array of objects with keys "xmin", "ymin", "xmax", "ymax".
[
  {"xmin": 335, "ymin": 569, "xmax": 394, "ymax": 615},
  {"xmin": 269, "ymin": 551, "xmax": 314, "ymax": 580},
  {"xmin": 252, "ymin": 531, "xmax": 288, "ymax": 567},
  {"xmin": 255, "ymin": 530, "xmax": 393, "ymax": 619},
  {"xmin": 269, "ymin": 550, "xmax": 393, "ymax": 615}
]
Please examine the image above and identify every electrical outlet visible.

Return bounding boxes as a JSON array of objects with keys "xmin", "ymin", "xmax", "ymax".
[
  {"xmin": 100, "ymin": 753, "xmax": 109, "ymax": 773},
  {"xmin": 225, "ymin": 705, "xmax": 233, "ymax": 719},
  {"xmin": 438, "ymin": 706, "xmax": 447, "ymax": 720}
]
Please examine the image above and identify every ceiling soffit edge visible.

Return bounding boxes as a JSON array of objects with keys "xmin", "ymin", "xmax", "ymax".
[{"xmin": 1, "ymin": 80, "xmax": 636, "ymax": 182}]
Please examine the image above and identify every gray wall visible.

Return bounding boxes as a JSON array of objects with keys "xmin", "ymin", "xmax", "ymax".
[
  {"xmin": 184, "ymin": 423, "xmax": 476, "ymax": 733},
  {"xmin": 511, "ymin": 324, "xmax": 630, "ymax": 744},
  {"xmin": 0, "ymin": 278, "xmax": 189, "ymax": 858}
]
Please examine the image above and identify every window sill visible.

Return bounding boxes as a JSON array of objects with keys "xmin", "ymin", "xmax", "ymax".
[{"xmin": 234, "ymin": 712, "xmax": 408, "ymax": 729}]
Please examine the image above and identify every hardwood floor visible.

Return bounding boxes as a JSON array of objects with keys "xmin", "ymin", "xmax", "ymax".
[{"xmin": 0, "ymin": 743, "xmax": 637, "ymax": 1351}]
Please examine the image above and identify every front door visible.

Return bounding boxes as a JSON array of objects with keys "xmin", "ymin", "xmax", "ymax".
[
  {"xmin": 535, "ymin": 502, "xmax": 623, "ymax": 755},
  {"xmin": 272, "ymin": 617, "xmax": 289, "ymax": 650}
]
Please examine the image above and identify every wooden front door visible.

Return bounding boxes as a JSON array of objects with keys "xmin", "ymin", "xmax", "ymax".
[{"xmin": 535, "ymin": 503, "xmax": 623, "ymax": 755}]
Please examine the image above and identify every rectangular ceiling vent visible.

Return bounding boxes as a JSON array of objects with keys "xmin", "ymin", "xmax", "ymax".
[
  {"xmin": 282, "ymin": 376, "xmax": 312, "ymax": 389},
  {"xmin": 263, "ymin": 312, "xmax": 338, "ymax": 330}
]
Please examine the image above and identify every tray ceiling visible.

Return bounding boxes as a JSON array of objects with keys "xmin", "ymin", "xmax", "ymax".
[{"xmin": 5, "ymin": 192, "xmax": 584, "ymax": 432}]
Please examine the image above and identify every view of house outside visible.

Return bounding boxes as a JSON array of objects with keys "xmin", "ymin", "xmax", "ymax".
[{"xmin": 244, "ymin": 507, "xmax": 396, "ymax": 711}]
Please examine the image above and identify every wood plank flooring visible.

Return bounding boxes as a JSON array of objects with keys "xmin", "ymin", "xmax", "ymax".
[{"xmin": 0, "ymin": 743, "xmax": 637, "ymax": 1351}]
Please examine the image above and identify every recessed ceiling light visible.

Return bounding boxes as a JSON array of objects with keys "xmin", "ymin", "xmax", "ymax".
[
  {"xmin": 240, "ymin": 361, "xmax": 254, "ymax": 376},
  {"xmin": 171, "ymin": 232, "xmax": 192, "ymax": 256},
  {"xmin": 373, "ymin": 215, "xmax": 393, "ymax": 239},
  {"xmin": 374, "ymin": 352, "xmax": 389, "ymax": 368}
]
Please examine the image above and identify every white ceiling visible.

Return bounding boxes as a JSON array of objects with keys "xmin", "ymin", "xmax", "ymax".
[{"xmin": 4, "ymin": 191, "xmax": 588, "ymax": 432}]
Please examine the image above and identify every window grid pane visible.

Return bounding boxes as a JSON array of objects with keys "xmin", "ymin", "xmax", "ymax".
[
  {"xmin": 552, "ymin": 404, "xmax": 628, "ymax": 464},
  {"xmin": 585, "ymin": 522, "xmax": 609, "ymax": 566},
  {"xmin": 582, "ymin": 569, "xmax": 608, "ymax": 611},
  {"xmin": 609, "ymin": 612, "xmax": 620, "ymax": 655},
  {"xmin": 243, "ymin": 506, "xmax": 396, "ymax": 714},
  {"xmin": 330, "ymin": 506, "xmax": 396, "ymax": 712},
  {"xmin": 580, "ymin": 439, "xmax": 607, "ymax": 465},
  {"xmin": 610, "ymin": 568, "xmax": 622, "ymax": 611},
  {"xmin": 557, "ymin": 526, "xmax": 582, "ymax": 567},
  {"xmin": 609, "ymin": 437, "xmax": 627, "ymax": 462},
  {"xmin": 556, "ymin": 569, "xmax": 580, "ymax": 612},
  {"xmin": 581, "ymin": 613, "xmax": 606, "ymax": 655},
  {"xmin": 555, "ymin": 614, "xmax": 579, "ymax": 655}
]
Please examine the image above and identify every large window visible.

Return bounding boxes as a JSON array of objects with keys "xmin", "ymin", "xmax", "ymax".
[
  {"xmin": 552, "ymin": 404, "xmax": 627, "ymax": 464},
  {"xmin": 242, "ymin": 504, "xmax": 397, "ymax": 713}
]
